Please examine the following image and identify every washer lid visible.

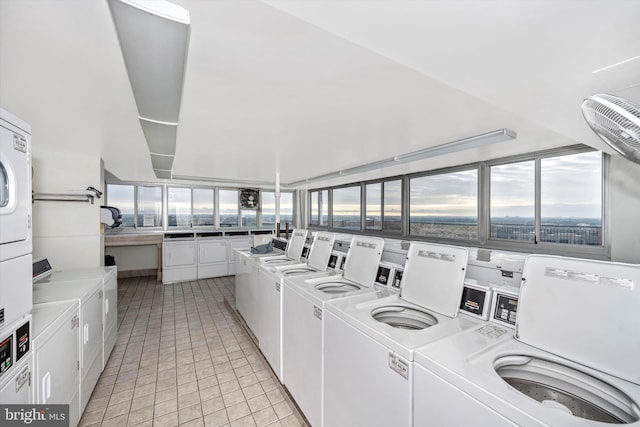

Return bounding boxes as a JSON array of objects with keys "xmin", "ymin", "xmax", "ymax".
[
  {"xmin": 342, "ymin": 236, "xmax": 385, "ymax": 287},
  {"xmin": 285, "ymin": 229, "xmax": 308, "ymax": 260},
  {"xmin": 307, "ymin": 231, "xmax": 335, "ymax": 271},
  {"xmin": 400, "ymin": 242, "xmax": 468, "ymax": 317},
  {"xmin": 517, "ymin": 255, "xmax": 640, "ymax": 386}
]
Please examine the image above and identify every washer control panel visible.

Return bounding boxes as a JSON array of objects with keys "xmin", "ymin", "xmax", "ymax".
[{"xmin": 491, "ymin": 286, "xmax": 520, "ymax": 328}]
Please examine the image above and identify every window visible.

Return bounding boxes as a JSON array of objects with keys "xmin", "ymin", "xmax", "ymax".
[
  {"xmin": 540, "ymin": 151, "xmax": 602, "ymax": 246},
  {"xmin": 219, "ymin": 189, "xmax": 238, "ymax": 227},
  {"xmin": 332, "ymin": 186, "xmax": 361, "ymax": 230},
  {"xmin": 365, "ymin": 180, "xmax": 402, "ymax": 232},
  {"xmin": 280, "ymin": 192, "xmax": 294, "ymax": 225},
  {"xmin": 310, "ymin": 190, "xmax": 328, "ymax": 226},
  {"xmin": 167, "ymin": 187, "xmax": 191, "ymax": 227},
  {"xmin": 410, "ymin": 169, "xmax": 478, "ymax": 240},
  {"xmin": 489, "ymin": 150, "xmax": 603, "ymax": 247},
  {"xmin": 383, "ymin": 180, "xmax": 402, "ymax": 232},
  {"xmin": 262, "ymin": 191, "xmax": 294, "ymax": 227},
  {"xmin": 365, "ymin": 183, "xmax": 381, "ymax": 230},
  {"xmin": 489, "ymin": 161, "xmax": 535, "ymax": 242},
  {"xmin": 193, "ymin": 189, "xmax": 214, "ymax": 226},
  {"xmin": 106, "ymin": 184, "xmax": 134, "ymax": 227},
  {"xmin": 241, "ymin": 210, "xmax": 257, "ymax": 227},
  {"xmin": 136, "ymin": 186, "xmax": 162, "ymax": 227}
]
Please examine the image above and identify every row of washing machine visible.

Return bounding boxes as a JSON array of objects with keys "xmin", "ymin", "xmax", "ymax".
[{"xmin": 236, "ymin": 230, "xmax": 640, "ymax": 426}]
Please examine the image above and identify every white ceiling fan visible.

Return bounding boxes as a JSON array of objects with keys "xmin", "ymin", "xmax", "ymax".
[{"xmin": 582, "ymin": 94, "xmax": 640, "ymax": 164}]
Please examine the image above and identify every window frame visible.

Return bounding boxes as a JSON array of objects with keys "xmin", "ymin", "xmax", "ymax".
[{"xmin": 306, "ymin": 144, "xmax": 609, "ymax": 259}]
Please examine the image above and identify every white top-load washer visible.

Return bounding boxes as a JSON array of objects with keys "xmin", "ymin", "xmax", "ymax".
[
  {"xmin": 414, "ymin": 254, "xmax": 640, "ymax": 426},
  {"xmin": 322, "ymin": 241, "xmax": 481, "ymax": 427},
  {"xmin": 256, "ymin": 231, "xmax": 338, "ymax": 381},
  {"xmin": 257, "ymin": 229, "xmax": 309, "ymax": 266},
  {"xmin": 281, "ymin": 235, "xmax": 385, "ymax": 427},
  {"xmin": 235, "ymin": 231, "xmax": 308, "ymax": 336}
]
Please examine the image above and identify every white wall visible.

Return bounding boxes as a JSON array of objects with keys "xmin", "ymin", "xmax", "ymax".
[
  {"xmin": 609, "ymin": 156, "xmax": 640, "ymax": 263},
  {"xmin": 31, "ymin": 148, "xmax": 103, "ymax": 270},
  {"xmin": 106, "ymin": 245, "xmax": 157, "ymax": 272}
]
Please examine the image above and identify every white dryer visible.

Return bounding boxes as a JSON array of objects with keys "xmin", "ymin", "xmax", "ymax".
[
  {"xmin": 33, "ymin": 278, "xmax": 104, "ymax": 415},
  {"xmin": 34, "ymin": 265, "xmax": 117, "ymax": 369},
  {"xmin": 322, "ymin": 242, "xmax": 480, "ymax": 427},
  {"xmin": 0, "ymin": 315, "xmax": 32, "ymax": 404},
  {"xmin": 32, "ymin": 300, "xmax": 81, "ymax": 427},
  {"xmin": 413, "ymin": 255, "xmax": 640, "ymax": 426},
  {"xmin": 281, "ymin": 235, "xmax": 385, "ymax": 427},
  {"xmin": 256, "ymin": 231, "xmax": 337, "ymax": 382},
  {"xmin": 0, "ymin": 108, "xmax": 32, "ymax": 340},
  {"xmin": 0, "ymin": 108, "xmax": 31, "ymax": 263}
]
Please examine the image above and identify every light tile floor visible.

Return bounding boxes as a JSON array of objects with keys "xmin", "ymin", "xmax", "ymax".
[{"xmin": 79, "ymin": 275, "xmax": 308, "ymax": 427}]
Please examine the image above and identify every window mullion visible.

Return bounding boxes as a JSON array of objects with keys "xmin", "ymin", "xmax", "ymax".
[
  {"xmin": 479, "ymin": 163, "xmax": 488, "ymax": 245},
  {"xmin": 535, "ymin": 157, "xmax": 542, "ymax": 244}
]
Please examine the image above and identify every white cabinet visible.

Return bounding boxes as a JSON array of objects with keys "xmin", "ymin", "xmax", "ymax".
[
  {"xmin": 163, "ymin": 236, "xmax": 197, "ymax": 284},
  {"xmin": 197, "ymin": 236, "xmax": 227, "ymax": 279},
  {"xmin": 32, "ymin": 301, "xmax": 80, "ymax": 427}
]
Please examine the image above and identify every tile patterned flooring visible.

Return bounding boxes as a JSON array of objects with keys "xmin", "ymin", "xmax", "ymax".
[{"xmin": 79, "ymin": 275, "xmax": 308, "ymax": 427}]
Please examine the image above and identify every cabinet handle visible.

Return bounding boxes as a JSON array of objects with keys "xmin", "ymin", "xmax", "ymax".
[
  {"xmin": 83, "ymin": 324, "xmax": 89, "ymax": 344},
  {"xmin": 42, "ymin": 372, "xmax": 51, "ymax": 403},
  {"xmin": 105, "ymin": 298, "xmax": 109, "ymax": 315}
]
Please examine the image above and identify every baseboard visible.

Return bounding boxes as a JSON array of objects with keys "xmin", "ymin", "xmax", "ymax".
[{"xmin": 116, "ymin": 268, "xmax": 158, "ymax": 279}]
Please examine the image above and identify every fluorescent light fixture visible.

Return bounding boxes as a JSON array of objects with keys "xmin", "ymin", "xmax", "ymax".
[
  {"xmin": 108, "ymin": 0, "xmax": 190, "ymax": 123},
  {"xmin": 139, "ymin": 118, "xmax": 178, "ymax": 155},
  {"xmin": 394, "ymin": 129, "xmax": 516, "ymax": 163},
  {"xmin": 154, "ymin": 169, "xmax": 172, "ymax": 179},
  {"xmin": 172, "ymin": 175, "xmax": 277, "ymax": 186},
  {"xmin": 109, "ymin": 0, "xmax": 190, "ymax": 180},
  {"xmin": 339, "ymin": 158, "xmax": 398, "ymax": 175},
  {"xmin": 150, "ymin": 153, "xmax": 174, "ymax": 170}
]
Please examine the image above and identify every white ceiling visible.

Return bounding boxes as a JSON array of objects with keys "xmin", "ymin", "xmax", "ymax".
[{"xmin": 1, "ymin": 0, "xmax": 639, "ymax": 188}]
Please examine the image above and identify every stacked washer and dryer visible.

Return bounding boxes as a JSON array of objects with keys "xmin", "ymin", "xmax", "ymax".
[{"xmin": 0, "ymin": 108, "xmax": 33, "ymax": 404}]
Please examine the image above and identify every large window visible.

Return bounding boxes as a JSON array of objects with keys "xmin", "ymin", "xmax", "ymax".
[
  {"xmin": 168, "ymin": 187, "xmax": 191, "ymax": 227},
  {"xmin": 136, "ymin": 186, "xmax": 162, "ymax": 227},
  {"xmin": 410, "ymin": 169, "xmax": 478, "ymax": 240},
  {"xmin": 540, "ymin": 151, "xmax": 602, "ymax": 245},
  {"xmin": 106, "ymin": 184, "xmax": 134, "ymax": 227},
  {"xmin": 219, "ymin": 190, "xmax": 239, "ymax": 228},
  {"xmin": 308, "ymin": 146, "xmax": 605, "ymax": 256},
  {"xmin": 365, "ymin": 180, "xmax": 402, "ymax": 232},
  {"xmin": 193, "ymin": 189, "xmax": 214, "ymax": 226},
  {"xmin": 489, "ymin": 161, "xmax": 535, "ymax": 242},
  {"xmin": 332, "ymin": 186, "xmax": 361, "ymax": 230},
  {"xmin": 489, "ymin": 151, "xmax": 602, "ymax": 247},
  {"xmin": 310, "ymin": 190, "xmax": 328, "ymax": 226},
  {"xmin": 262, "ymin": 191, "xmax": 294, "ymax": 227}
]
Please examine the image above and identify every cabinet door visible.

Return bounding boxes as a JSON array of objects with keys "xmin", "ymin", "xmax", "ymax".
[
  {"xmin": 81, "ymin": 290, "xmax": 103, "ymax": 379},
  {"xmin": 163, "ymin": 242, "xmax": 196, "ymax": 268},
  {"xmin": 36, "ymin": 311, "xmax": 80, "ymax": 405},
  {"xmin": 198, "ymin": 240, "xmax": 227, "ymax": 264}
]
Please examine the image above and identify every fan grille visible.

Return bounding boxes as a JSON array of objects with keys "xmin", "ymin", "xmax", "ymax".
[{"xmin": 581, "ymin": 94, "xmax": 640, "ymax": 164}]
